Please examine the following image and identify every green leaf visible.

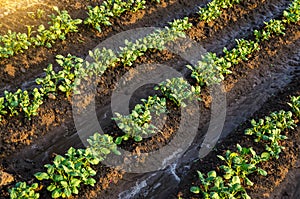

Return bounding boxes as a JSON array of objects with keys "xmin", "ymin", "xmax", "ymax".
[
  {"xmin": 60, "ymin": 181, "xmax": 69, "ymax": 188},
  {"xmin": 34, "ymin": 172, "xmax": 49, "ymax": 180},
  {"xmin": 47, "ymin": 184, "xmax": 57, "ymax": 192},
  {"xmin": 58, "ymin": 85, "xmax": 67, "ymax": 92},
  {"xmin": 217, "ymin": 155, "xmax": 226, "ymax": 161},
  {"xmin": 210, "ymin": 192, "xmax": 220, "ymax": 199},
  {"xmin": 134, "ymin": 135, "xmax": 143, "ymax": 142},
  {"xmin": 223, "ymin": 173, "xmax": 232, "ymax": 180},
  {"xmin": 232, "ymin": 176, "xmax": 240, "ymax": 184},
  {"xmin": 52, "ymin": 189, "xmax": 61, "ymax": 198},
  {"xmin": 257, "ymin": 168, "xmax": 268, "ymax": 176},
  {"xmin": 71, "ymin": 178, "xmax": 81, "ymax": 187},
  {"xmin": 190, "ymin": 186, "xmax": 200, "ymax": 194},
  {"xmin": 115, "ymin": 137, "xmax": 123, "ymax": 145},
  {"xmin": 245, "ymin": 177, "xmax": 254, "ymax": 186},
  {"xmin": 207, "ymin": 170, "xmax": 217, "ymax": 178},
  {"xmin": 101, "ymin": 148, "xmax": 111, "ymax": 155},
  {"xmin": 47, "ymin": 165, "xmax": 55, "ymax": 175},
  {"xmin": 64, "ymin": 187, "xmax": 72, "ymax": 197},
  {"xmin": 261, "ymin": 152, "xmax": 270, "ymax": 161},
  {"xmin": 72, "ymin": 187, "xmax": 79, "ymax": 195},
  {"xmin": 31, "ymin": 183, "xmax": 39, "ymax": 189},
  {"xmin": 86, "ymin": 178, "xmax": 96, "ymax": 186},
  {"xmin": 53, "ymin": 174, "xmax": 64, "ymax": 182}
]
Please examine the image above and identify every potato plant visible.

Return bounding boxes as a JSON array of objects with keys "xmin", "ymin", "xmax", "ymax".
[
  {"xmin": 84, "ymin": 0, "xmax": 151, "ymax": 32},
  {"xmin": 288, "ymin": 96, "xmax": 300, "ymax": 118},
  {"xmin": 0, "ymin": 7, "xmax": 81, "ymax": 59},
  {"xmin": 3, "ymin": 88, "xmax": 44, "ymax": 120},
  {"xmin": 187, "ymin": 53, "xmax": 225, "ymax": 86},
  {"xmin": 155, "ymin": 77, "xmax": 201, "ymax": 107},
  {"xmin": 119, "ymin": 17, "xmax": 191, "ymax": 66},
  {"xmin": 218, "ymin": 144, "xmax": 268, "ymax": 186},
  {"xmin": 10, "ymin": 133, "xmax": 119, "ymax": 198},
  {"xmin": 245, "ymin": 110, "xmax": 295, "ymax": 159},
  {"xmin": 32, "ymin": 6, "xmax": 82, "ymax": 48},
  {"xmin": 86, "ymin": 48, "xmax": 119, "ymax": 76},
  {"xmin": 198, "ymin": 0, "xmax": 242, "ymax": 22},
  {"xmin": 19, "ymin": 88, "xmax": 44, "ymax": 119},
  {"xmin": 0, "ymin": 97, "xmax": 7, "ymax": 121},
  {"xmin": 113, "ymin": 95, "xmax": 166, "ymax": 144},
  {"xmin": 283, "ymin": 0, "xmax": 300, "ymax": 24},
  {"xmin": 34, "ymin": 147, "xmax": 100, "ymax": 198},
  {"xmin": 9, "ymin": 182, "xmax": 40, "ymax": 199},
  {"xmin": 254, "ymin": 19, "xmax": 285, "ymax": 42},
  {"xmin": 1, "ymin": 0, "xmax": 299, "ymax": 124},
  {"xmin": 190, "ymin": 170, "xmax": 251, "ymax": 199},
  {"xmin": 0, "ymin": 30, "xmax": 31, "ymax": 58},
  {"xmin": 0, "ymin": 0, "xmax": 162, "ymax": 59},
  {"xmin": 0, "ymin": 17, "xmax": 193, "ymax": 123},
  {"xmin": 87, "ymin": 133, "xmax": 121, "ymax": 161}
]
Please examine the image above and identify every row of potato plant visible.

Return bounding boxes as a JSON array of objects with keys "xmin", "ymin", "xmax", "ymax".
[
  {"xmin": 188, "ymin": 0, "xmax": 300, "ymax": 87},
  {"xmin": 84, "ymin": 0, "xmax": 160, "ymax": 32},
  {"xmin": 1, "ymin": 0, "xmax": 298, "ymax": 130},
  {"xmin": 8, "ymin": 95, "xmax": 300, "ymax": 198},
  {"xmin": 0, "ymin": 18, "xmax": 191, "ymax": 122},
  {"xmin": 0, "ymin": 0, "xmax": 247, "ymax": 60},
  {"xmin": 0, "ymin": 6, "xmax": 82, "ymax": 58},
  {"xmin": 9, "ymin": 88, "xmax": 300, "ymax": 198},
  {"xmin": 0, "ymin": 0, "xmax": 160, "ymax": 59},
  {"xmin": 188, "ymin": 96, "xmax": 300, "ymax": 199}
]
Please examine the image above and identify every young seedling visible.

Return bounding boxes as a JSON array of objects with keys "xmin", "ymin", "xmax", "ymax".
[
  {"xmin": 155, "ymin": 77, "xmax": 201, "ymax": 107},
  {"xmin": 288, "ymin": 96, "xmax": 300, "ymax": 119},
  {"xmin": 218, "ymin": 144, "xmax": 268, "ymax": 186},
  {"xmin": 35, "ymin": 147, "xmax": 99, "ymax": 198},
  {"xmin": 187, "ymin": 53, "xmax": 225, "ymax": 86},
  {"xmin": 87, "ymin": 133, "xmax": 121, "ymax": 161},
  {"xmin": 245, "ymin": 110, "xmax": 295, "ymax": 158},
  {"xmin": 113, "ymin": 95, "xmax": 166, "ymax": 144}
]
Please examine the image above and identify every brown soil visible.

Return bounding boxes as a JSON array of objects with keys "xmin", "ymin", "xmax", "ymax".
[{"xmin": 0, "ymin": 0, "xmax": 299, "ymax": 198}]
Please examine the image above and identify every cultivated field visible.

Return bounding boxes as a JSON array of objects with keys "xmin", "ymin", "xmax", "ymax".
[{"xmin": 0, "ymin": 0, "xmax": 300, "ymax": 198}]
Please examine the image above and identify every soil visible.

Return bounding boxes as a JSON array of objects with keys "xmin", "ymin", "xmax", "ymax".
[{"xmin": 0, "ymin": 0, "xmax": 299, "ymax": 198}]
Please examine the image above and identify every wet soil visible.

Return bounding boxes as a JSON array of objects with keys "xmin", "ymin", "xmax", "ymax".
[{"xmin": 0, "ymin": 0, "xmax": 299, "ymax": 198}]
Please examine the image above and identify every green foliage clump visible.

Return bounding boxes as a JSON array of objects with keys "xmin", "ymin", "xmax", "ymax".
[
  {"xmin": 35, "ymin": 147, "xmax": 100, "ymax": 198},
  {"xmin": 113, "ymin": 95, "xmax": 166, "ymax": 143},
  {"xmin": 9, "ymin": 182, "xmax": 40, "ymax": 199},
  {"xmin": 155, "ymin": 77, "xmax": 201, "ymax": 107}
]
